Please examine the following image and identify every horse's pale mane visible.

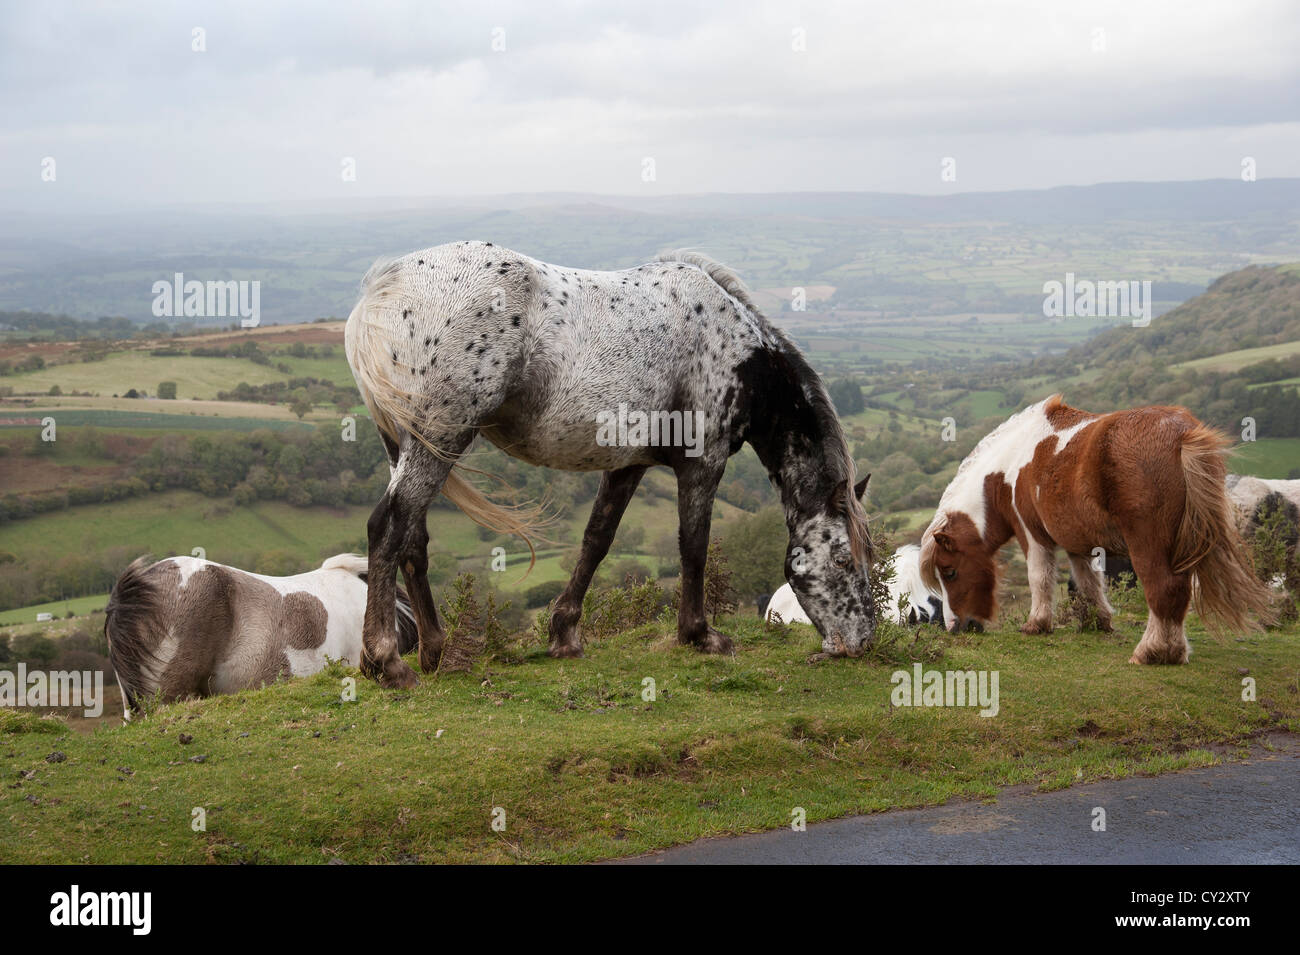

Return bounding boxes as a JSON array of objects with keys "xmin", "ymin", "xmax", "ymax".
[{"xmin": 660, "ymin": 249, "xmax": 871, "ymax": 568}]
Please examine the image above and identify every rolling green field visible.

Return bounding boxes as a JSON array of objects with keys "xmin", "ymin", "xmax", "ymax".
[
  {"xmin": 0, "ymin": 594, "xmax": 107, "ymax": 627},
  {"xmin": 0, "ymin": 491, "xmax": 376, "ymax": 567},
  {"xmin": 4, "ymin": 343, "xmax": 355, "ymax": 398},
  {"xmin": 0, "ymin": 406, "xmax": 320, "ymax": 432},
  {"xmin": 1229, "ymin": 438, "xmax": 1300, "ymax": 478},
  {"xmin": 3, "ymin": 606, "xmax": 1295, "ymax": 864},
  {"xmin": 1174, "ymin": 340, "xmax": 1300, "ymax": 373}
]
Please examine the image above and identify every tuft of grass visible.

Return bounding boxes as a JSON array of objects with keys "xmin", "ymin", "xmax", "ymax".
[{"xmin": 0, "ymin": 709, "xmax": 68, "ymax": 734}]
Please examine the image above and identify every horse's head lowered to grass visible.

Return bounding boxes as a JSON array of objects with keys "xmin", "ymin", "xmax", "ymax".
[
  {"xmin": 783, "ymin": 473, "xmax": 878, "ymax": 656},
  {"xmin": 920, "ymin": 511, "xmax": 999, "ymax": 632}
]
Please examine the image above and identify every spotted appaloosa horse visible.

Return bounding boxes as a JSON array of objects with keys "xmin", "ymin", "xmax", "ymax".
[
  {"xmin": 919, "ymin": 395, "xmax": 1273, "ymax": 664},
  {"xmin": 346, "ymin": 242, "xmax": 876, "ymax": 687},
  {"xmin": 104, "ymin": 554, "xmax": 417, "ymax": 716}
]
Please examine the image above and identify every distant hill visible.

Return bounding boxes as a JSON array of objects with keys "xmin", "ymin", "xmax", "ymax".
[
  {"xmin": 1019, "ymin": 262, "xmax": 1300, "ymax": 447},
  {"xmin": 1067, "ymin": 263, "xmax": 1300, "ymax": 368}
]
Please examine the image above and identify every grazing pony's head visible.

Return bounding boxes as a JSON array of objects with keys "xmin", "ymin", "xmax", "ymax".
[
  {"xmin": 785, "ymin": 473, "xmax": 876, "ymax": 656},
  {"xmin": 919, "ymin": 511, "xmax": 998, "ymax": 632}
]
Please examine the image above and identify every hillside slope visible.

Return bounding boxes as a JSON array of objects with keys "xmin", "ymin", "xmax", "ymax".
[{"xmin": 1066, "ymin": 263, "xmax": 1300, "ymax": 368}]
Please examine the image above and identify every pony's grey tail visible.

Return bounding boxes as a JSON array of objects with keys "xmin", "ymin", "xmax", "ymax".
[{"xmin": 104, "ymin": 556, "xmax": 164, "ymax": 717}]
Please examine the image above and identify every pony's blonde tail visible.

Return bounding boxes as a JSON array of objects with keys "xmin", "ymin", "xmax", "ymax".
[{"xmin": 1173, "ymin": 424, "xmax": 1275, "ymax": 632}]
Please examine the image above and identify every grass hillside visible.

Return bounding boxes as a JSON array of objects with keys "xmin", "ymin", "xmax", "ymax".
[{"xmin": 2, "ymin": 604, "xmax": 1296, "ymax": 864}]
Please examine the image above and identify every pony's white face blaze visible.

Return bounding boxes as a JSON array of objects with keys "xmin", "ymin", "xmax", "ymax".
[{"xmin": 786, "ymin": 512, "xmax": 876, "ymax": 656}]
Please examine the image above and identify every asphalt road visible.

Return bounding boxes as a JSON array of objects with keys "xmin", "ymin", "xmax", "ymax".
[{"xmin": 622, "ymin": 740, "xmax": 1299, "ymax": 864}]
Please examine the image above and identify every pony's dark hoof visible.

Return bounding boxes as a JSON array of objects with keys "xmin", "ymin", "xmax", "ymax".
[
  {"xmin": 694, "ymin": 629, "xmax": 734, "ymax": 654},
  {"xmin": 1020, "ymin": 621, "xmax": 1053, "ymax": 635},
  {"xmin": 418, "ymin": 643, "xmax": 444, "ymax": 673},
  {"xmin": 378, "ymin": 660, "xmax": 419, "ymax": 689},
  {"xmin": 547, "ymin": 643, "xmax": 584, "ymax": 659}
]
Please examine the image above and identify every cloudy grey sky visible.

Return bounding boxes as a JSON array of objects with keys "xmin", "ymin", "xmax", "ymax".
[{"xmin": 2, "ymin": 0, "xmax": 1298, "ymax": 208}]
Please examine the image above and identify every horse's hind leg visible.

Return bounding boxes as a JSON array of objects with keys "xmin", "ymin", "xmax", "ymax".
[
  {"xmin": 549, "ymin": 465, "xmax": 647, "ymax": 658},
  {"xmin": 675, "ymin": 462, "xmax": 732, "ymax": 653},
  {"xmin": 363, "ymin": 434, "xmax": 470, "ymax": 687},
  {"xmin": 1067, "ymin": 553, "xmax": 1114, "ymax": 631}
]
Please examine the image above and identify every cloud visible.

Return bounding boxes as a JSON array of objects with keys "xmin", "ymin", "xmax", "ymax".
[{"xmin": 1, "ymin": 0, "xmax": 1298, "ymax": 205}]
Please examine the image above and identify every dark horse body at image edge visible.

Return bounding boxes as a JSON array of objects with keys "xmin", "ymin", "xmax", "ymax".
[{"xmin": 345, "ymin": 241, "xmax": 876, "ymax": 687}]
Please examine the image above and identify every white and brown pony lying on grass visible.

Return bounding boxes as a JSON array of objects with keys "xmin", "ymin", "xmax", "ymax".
[
  {"xmin": 105, "ymin": 554, "xmax": 417, "ymax": 716},
  {"xmin": 920, "ymin": 396, "xmax": 1274, "ymax": 664},
  {"xmin": 767, "ymin": 545, "xmax": 945, "ymax": 627}
]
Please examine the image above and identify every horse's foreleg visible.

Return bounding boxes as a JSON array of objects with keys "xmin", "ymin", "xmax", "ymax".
[
  {"xmin": 675, "ymin": 463, "xmax": 731, "ymax": 653},
  {"xmin": 548, "ymin": 465, "xmax": 647, "ymax": 658},
  {"xmin": 1021, "ymin": 540, "xmax": 1057, "ymax": 634},
  {"xmin": 1067, "ymin": 553, "xmax": 1114, "ymax": 631}
]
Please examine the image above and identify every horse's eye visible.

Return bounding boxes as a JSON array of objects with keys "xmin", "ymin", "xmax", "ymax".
[
  {"xmin": 834, "ymin": 554, "xmax": 852, "ymax": 569},
  {"xmin": 942, "ymin": 567, "xmax": 957, "ymax": 581}
]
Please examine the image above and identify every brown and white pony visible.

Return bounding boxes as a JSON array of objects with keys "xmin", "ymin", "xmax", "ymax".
[
  {"xmin": 104, "ymin": 554, "xmax": 417, "ymax": 716},
  {"xmin": 919, "ymin": 396, "xmax": 1273, "ymax": 664}
]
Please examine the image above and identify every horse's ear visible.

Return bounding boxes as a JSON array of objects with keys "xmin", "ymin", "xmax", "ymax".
[
  {"xmin": 934, "ymin": 530, "xmax": 956, "ymax": 552},
  {"xmin": 854, "ymin": 474, "xmax": 871, "ymax": 502}
]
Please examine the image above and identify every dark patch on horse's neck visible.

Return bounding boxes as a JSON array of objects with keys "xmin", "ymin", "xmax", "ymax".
[{"xmin": 733, "ymin": 342, "xmax": 839, "ymax": 519}]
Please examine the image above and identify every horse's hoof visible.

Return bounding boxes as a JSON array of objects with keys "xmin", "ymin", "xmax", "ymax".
[
  {"xmin": 1020, "ymin": 622, "xmax": 1052, "ymax": 635},
  {"xmin": 418, "ymin": 644, "xmax": 444, "ymax": 673},
  {"xmin": 547, "ymin": 643, "xmax": 583, "ymax": 659},
  {"xmin": 698, "ymin": 629, "xmax": 734, "ymax": 654},
  {"xmin": 379, "ymin": 661, "xmax": 419, "ymax": 689}
]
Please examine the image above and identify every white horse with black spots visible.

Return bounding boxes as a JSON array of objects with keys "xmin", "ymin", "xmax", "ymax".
[{"xmin": 346, "ymin": 241, "xmax": 877, "ymax": 687}]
